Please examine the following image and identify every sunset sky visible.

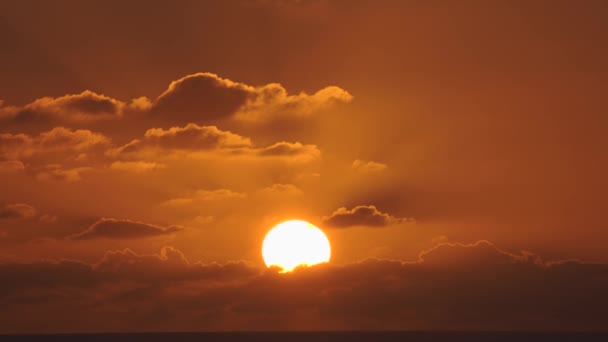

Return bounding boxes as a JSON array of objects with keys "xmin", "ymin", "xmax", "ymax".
[{"xmin": 1, "ymin": 0, "xmax": 607, "ymax": 333}]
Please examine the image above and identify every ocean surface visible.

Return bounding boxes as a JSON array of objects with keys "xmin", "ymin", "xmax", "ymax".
[{"xmin": 1, "ymin": 332, "xmax": 607, "ymax": 342}]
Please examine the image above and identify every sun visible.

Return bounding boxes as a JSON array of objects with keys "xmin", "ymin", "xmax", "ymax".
[{"xmin": 262, "ymin": 220, "xmax": 331, "ymax": 273}]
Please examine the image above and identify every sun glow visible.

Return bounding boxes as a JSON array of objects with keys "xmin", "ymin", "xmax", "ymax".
[{"xmin": 262, "ymin": 220, "xmax": 331, "ymax": 273}]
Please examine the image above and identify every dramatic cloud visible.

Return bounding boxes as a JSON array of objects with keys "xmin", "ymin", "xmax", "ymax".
[
  {"xmin": 0, "ymin": 203, "xmax": 36, "ymax": 219},
  {"xmin": 0, "ymin": 241, "xmax": 606, "ymax": 333},
  {"xmin": 69, "ymin": 218, "xmax": 182, "ymax": 240},
  {"xmin": 0, "ymin": 72, "xmax": 351, "ymax": 133},
  {"xmin": 323, "ymin": 205, "xmax": 409, "ymax": 228},
  {"xmin": 151, "ymin": 72, "xmax": 352, "ymax": 125}
]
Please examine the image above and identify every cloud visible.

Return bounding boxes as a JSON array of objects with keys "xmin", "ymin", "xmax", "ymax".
[
  {"xmin": 0, "ymin": 127, "xmax": 109, "ymax": 161},
  {"xmin": 235, "ymin": 83, "xmax": 353, "ymax": 122},
  {"xmin": 0, "ymin": 203, "xmax": 37, "ymax": 219},
  {"xmin": 257, "ymin": 141, "xmax": 321, "ymax": 161},
  {"xmin": 68, "ymin": 218, "xmax": 183, "ymax": 240},
  {"xmin": 0, "ymin": 241, "xmax": 607, "ymax": 332},
  {"xmin": 110, "ymin": 161, "xmax": 166, "ymax": 173},
  {"xmin": 323, "ymin": 205, "xmax": 410, "ymax": 228},
  {"xmin": 0, "ymin": 132, "xmax": 32, "ymax": 160},
  {"xmin": 35, "ymin": 165, "xmax": 92, "ymax": 182},
  {"xmin": 1, "ymin": 72, "xmax": 351, "ymax": 133},
  {"xmin": 151, "ymin": 72, "xmax": 352, "ymax": 126},
  {"xmin": 150, "ymin": 72, "xmax": 252, "ymax": 124},
  {"xmin": 352, "ymin": 159, "xmax": 387, "ymax": 173},
  {"xmin": 108, "ymin": 124, "xmax": 252, "ymax": 158},
  {"xmin": 257, "ymin": 184, "xmax": 303, "ymax": 196},
  {"xmin": 162, "ymin": 189, "xmax": 246, "ymax": 207},
  {"xmin": 37, "ymin": 126, "xmax": 109, "ymax": 151},
  {"xmin": 109, "ymin": 123, "xmax": 320, "ymax": 162},
  {"xmin": 0, "ymin": 91, "xmax": 124, "ymax": 125}
]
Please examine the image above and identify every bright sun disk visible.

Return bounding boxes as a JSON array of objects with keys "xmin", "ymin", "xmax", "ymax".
[{"xmin": 262, "ymin": 220, "xmax": 331, "ymax": 273}]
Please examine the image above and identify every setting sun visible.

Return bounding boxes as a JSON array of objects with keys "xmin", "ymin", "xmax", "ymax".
[{"xmin": 262, "ymin": 220, "xmax": 331, "ymax": 273}]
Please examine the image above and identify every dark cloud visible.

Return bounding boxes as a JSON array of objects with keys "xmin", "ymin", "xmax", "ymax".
[
  {"xmin": 0, "ymin": 241, "xmax": 606, "ymax": 333},
  {"xmin": 0, "ymin": 203, "xmax": 36, "ymax": 219},
  {"xmin": 93, "ymin": 246, "xmax": 256, "ymax": 283},
  {"xmin": 150, "ymin": 72, "xmax": 251, "ymax": 124},
  {"xmin": 0, "ymin": 246, "xmax": 257, "ymax": 304},
  {"xmin": 68, "ymin": 218, "xmax": 182, "ymax": 240},
  {"xmin": 323, "ymin": 205, "xmax": 409, "ymax": 228}
]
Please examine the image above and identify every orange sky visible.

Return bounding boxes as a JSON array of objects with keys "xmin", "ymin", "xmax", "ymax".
[{"xmin": 1, "ymin": 0, "xmax": 607, "ymax": 333}]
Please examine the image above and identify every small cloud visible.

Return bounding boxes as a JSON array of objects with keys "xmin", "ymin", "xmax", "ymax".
[
  {"xmin": 162, "ymin": 189, "xmax": 246, "ymax": 207},
  {"xmin": 352, "ymin": 159, "xmax": 387, "ymax": 173},
  {"xmin": 323, "ymin": 205, "xmax": 411, "ymax": 228},
  {"xmin": 110, "ymin": 161, "xmax": 166, "ymax": 173},
  {"xmin": 0, "ymin": 203, "xmax": 37, "ymax": 220},
  {"xmin": 257, "ymin": 141, "xmax": 320, "ymax": 161},
  {"xmin": 128, "ymin": 96, "xmax": 153, "ymax": 111},
  {"xmin": 258, "ymin": 183, "xmax": 303, "ymax": 196},
  {"xmin": 69, "ymin": 218, "xmax": 182, "ymax": 240}
]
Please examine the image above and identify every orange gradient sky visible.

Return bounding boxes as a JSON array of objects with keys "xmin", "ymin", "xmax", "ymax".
[{"xmin": 0, "ymin": 0, "xmax": 607, "ymax": 333}]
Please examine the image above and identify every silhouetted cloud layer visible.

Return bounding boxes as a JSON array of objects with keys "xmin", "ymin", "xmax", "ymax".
[{"xmin": 0, "ymin": 240, "xmax": 606, "ymax": 333}]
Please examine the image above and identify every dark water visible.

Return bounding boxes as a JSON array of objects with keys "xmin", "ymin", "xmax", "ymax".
[{"xmin": 1, "ymin": 332, "xmax": 607, "ymax": 342}]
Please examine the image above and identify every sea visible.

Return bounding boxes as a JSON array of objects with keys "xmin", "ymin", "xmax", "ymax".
[{"xmin": 1, "ymin": 332, "xmax": 607, "ymax": 342}]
